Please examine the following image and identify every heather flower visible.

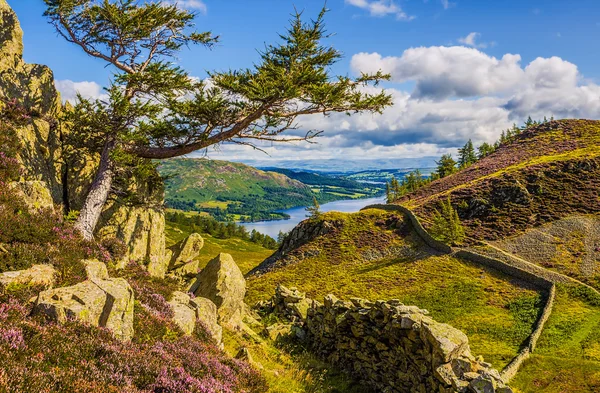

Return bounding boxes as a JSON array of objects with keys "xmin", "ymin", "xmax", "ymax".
[{"xmin": 0, "ymin": 327, "xmax": 26, "ymax": 350}]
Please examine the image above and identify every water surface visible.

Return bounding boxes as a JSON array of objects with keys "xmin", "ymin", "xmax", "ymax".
[{"xmin": 241, "ymin": 196, "xmax": 386, "ymax": 239}]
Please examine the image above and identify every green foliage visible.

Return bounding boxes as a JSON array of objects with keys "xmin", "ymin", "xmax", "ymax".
[
  {"xmin": 429, "ymin": 197, "xmax": 465, "ymax": 245},
  {"xmin": 477, "ymin": 142, "xmax": 495, "ymax": 159},
  {"xmin": 305, "ymin": 196, "xmax": 321, "ymax": 220},
  {"xmin": 165, "ymin": 210, "xmax": 279, "ymax": 249},
  {"xmin": 435, "ymin": 154, "xmax": 458, "ymax": 179},
  {"xmin": 385, "ymin": 170, "xmax": 430, "ymax": 202},
  {"xmin": 458, "ymin": 139, "xmax": 477, "ymax": 168}
]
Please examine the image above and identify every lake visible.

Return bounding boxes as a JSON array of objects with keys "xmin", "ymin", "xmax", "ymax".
[{"xmin": 241, "ymin": 196, "xmax": 386, "ymax": 239}]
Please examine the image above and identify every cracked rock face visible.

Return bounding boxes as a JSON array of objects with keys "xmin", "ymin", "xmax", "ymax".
[
  {"xmin": 190, "ymin": 253, "xmax": 246, "ymax": 327},
  {"xmin": 168, "ymin": 291, "xmax": 222, "ymax": 346},
  {"xmin": 33, "ymin": 260, "xmax": 134, "ymax": 341}
]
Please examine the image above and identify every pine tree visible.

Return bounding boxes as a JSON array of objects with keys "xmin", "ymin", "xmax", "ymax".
[
  {"xmin": 457, "ymin": 139, "xmax": 477, "ymax": 168},
  {"xmin": 436, "ymin": 154, "xmax": 457, "ymax": 178},
  {"xmin": 477, "ymin": 142, "xmax": 495, "ymax": 159},
  {"xmin": 44, "ymin": 1, "xmax": 393, "ymax": 240},
  {"xmin": 430, "ymin": 197, "xmax": 465, "ymax": 245},
  {"xmin": 277, "ymin": 230, "xmax": 288, "ymax": 245},
  {"xmin": 306, "ymin": 196, "xmax": 321, "ymax": 219}
]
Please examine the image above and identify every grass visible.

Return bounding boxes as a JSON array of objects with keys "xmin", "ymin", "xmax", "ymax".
[
  {"xmin": 511, "ymin": 284, "xmax": 600, "ymax": 392},
  {"xmin": 165, "ymin": 221, "xmax": 274, "ymax": 274},
  {"xmin": 222, "ymin": 326, "xmax": 368, "ymax": 393},
  {"xmin": 247, "ymin": 209, "xmax": 542, "ymax": 370}
]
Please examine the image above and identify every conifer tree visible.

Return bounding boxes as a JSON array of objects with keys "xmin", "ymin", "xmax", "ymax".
[
  {"xmin": 44, "ymin": 1, "xmax": 392, "ymax": 240},
  {"xmin": 436, "ymin": 154, "xmax": 457, "ymax": 178},
  {"xmin": 457, "ymin": 139, "xmax": 477, "ymax": 168},
  {"xmin": 306, "ymin": 196, "xmax": 321, "ymax": 219},
  {"xmin": 477, "ymin": 142, "xmax": 495, "ymax": 159},
  {"xmin": 430, "ymin": 197, "xmax": 465, "ymax": 245}
]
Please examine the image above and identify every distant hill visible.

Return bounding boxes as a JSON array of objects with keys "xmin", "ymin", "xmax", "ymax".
[
  {"xmin": 400, "ymin": 119, "xmax": 600, "ymax": 241},
  {"xmin": 160, "ymin": 158, "xmax": 315, "ymax": 222},
  {"xmin": 160, "ymin": 158, "xmax": 383, "ymax": 222},
  {"xmin": 263, "ymin": 168, "xmax": 362, "ymax": 188}
]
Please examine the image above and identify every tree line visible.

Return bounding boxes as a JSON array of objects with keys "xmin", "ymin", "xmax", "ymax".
[
  {"xmin": 386, "ymin": 116, "xmax": 552, "ymax": 202},
  {"xmin": 166, "ymin": 211, "xmax": 279, "ymax": 249}
]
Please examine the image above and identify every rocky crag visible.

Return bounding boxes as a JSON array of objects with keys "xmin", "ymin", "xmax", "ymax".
[{"xmin": 0, "ymin": 0, "xmax": 170, "ymax": 276}]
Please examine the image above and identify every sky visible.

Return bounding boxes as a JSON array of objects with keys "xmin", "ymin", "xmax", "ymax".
[{"xmin": 8, "ymin": 0, "xmax": 600, "ymax": 166}]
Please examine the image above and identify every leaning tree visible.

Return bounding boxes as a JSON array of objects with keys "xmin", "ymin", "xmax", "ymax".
[{"xmin": 44, "ymin": 0, "xmax": 393, "ymax": 240}]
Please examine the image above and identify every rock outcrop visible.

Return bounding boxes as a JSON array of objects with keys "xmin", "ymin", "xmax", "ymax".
[
  {"xmin": 0, "ymin": 264, "xmax": 56, "ymax": 290},
  {"xmin": 168, "ymin": 291, "xmax": 222, "ymax": 346},
  {"xmin": 33, "ymin": 260, "xmax": 134, "ymax": 341},
  {"xmin": 260, "ymin": 286, "xmax": 513, "ymax": 393},
  {"xmin": 169, "ymin": 233, "xmax": 205, "ymax": 277},
  {"xmin": 250, "ymin": 218, "xmax": 338, "ymax": 275},
  {"xmin": 8, "ymin": 180, "xmax": 55, "ymax": 211},
  {"xmin": 189, "ymin": 253, "xmax": 246, "ymax": 327},
  {"xmin": 0, "ymin": 0, "xmax": 171, "ymax": 275},
  {"xmin": 0, "ymin": 0, "xmax": 63, "ymax": 202}
]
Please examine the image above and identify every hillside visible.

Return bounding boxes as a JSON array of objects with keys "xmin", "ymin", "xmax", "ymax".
[
  {"xmin": 400, "ymin": 119, "xmax": 600, "ymax": 241},
  {"xmin": 160, "ymin": 158, "xmax": 382, "ymax": 222},
  {"xmin": 248, "ymin": 210, "xmax": 543, "ymax": 370},
  {"xmin": 160, "ymin": 158, "xmax": 314, "ymax": 221}
]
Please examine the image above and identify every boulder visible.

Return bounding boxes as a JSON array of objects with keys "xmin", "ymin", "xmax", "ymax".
[
  {"xmin": 171, "ymin": 259, "xmax": 201, "ymax": 278},
  {"xmin": 169, "ymin": 291, "xmax": 198, "ymax": 336},
  {"xmin": 168, "ymin": 291, "xmax": 222, "ymax": 346},
  {"xmin": 83, "ymin": 259, "xmax": 109, "ymax": 281},
  {"xmin": 96, "ymin": 202, "xmax": 169, "ymax": 278},
  {"xmin": 0, "ymin": 264, "xmax": 56, "ymax": 290},
  {"xmin": 171, "ymin": 233, "xmax": 204, "ymax": 268},
  {"xmin": 33, "ymin": 271, "xmax": 134, "ymax": 341},
  {"xmin": 190, "ymin": 296, "xmax": 222, "ymax": 345},
  {"xmin": 421, "ymin": 321, "xmax": 471, "ymax": 365},
  {"xmin": 190, "ymin": 253, "xmax": 246, "ymax": 327}
]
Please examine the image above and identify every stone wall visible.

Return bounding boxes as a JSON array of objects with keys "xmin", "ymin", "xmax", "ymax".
[
  {"xmin": 363, "ymin": 204, "xmax": 453, "ymax": 253},
  {"xmin": 363, "ymin": 203, "xmax": 561, "ymax": 383},
  {"xmin": 264, "ymin": 286, "xmax": 513, "ymax": 393}
]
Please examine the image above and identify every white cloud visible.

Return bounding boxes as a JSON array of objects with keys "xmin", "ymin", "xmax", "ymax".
[
  {"xmin": 345, "ymin": 0, "xmax": 415, "ymax": 20},
  {"xmin": 216, "ymin": 46, "xmax": 600, "ymax": 162},
  {"xmin": 55, "ymin": 80, "xmax": 107, "ymax": 103},
  {"xmin": 458, "ymin": 32, "xmax": 494, "ymax": 49},
  {"xmin": 55, "ymin": 46, "xmax": 600, "ymax": 164},
  {"xmin": 163, "ymin": 0, "xmax": 207, "ymax": 13},
  {"xmin": 351, "ymin": 47, "xmax": 525, "ymax": 98}
]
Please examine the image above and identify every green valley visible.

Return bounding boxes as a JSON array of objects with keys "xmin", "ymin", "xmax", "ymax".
[{"xmin": 160, "ymin": 158, "xmax": 382, "ymax": 222}]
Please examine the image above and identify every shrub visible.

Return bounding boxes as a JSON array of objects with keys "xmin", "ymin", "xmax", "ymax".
[{"xmin": 430, "ymin": 197, "xmax": 465, "ymax": 245}]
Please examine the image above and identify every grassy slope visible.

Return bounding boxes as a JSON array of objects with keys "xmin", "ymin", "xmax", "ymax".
[
  {"xmin": 400, "ymin": 120, "xmax": 600, "ymax": 241},
  {"xmin": 494, "ymin": 215, "xmax": 600, "ymax": 289},
  {"xmin": 160, "ymin": 158, "xmax": 311, "ymax": 204},
  {"xmin": 165, "ymin": 220, "xmax": 274, "ymax": 274},
  {"xmin": 247, "ymin": 209, "xmax": 542, "ymax": 370},
  {"xmin": 511, "ymin": 284, "xmax": 600, "ymax": 393}
]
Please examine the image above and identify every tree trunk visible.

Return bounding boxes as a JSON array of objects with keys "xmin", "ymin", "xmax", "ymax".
[{"xmin": 74, "ymin": 140, "xmax": 115, "ymax": 241}]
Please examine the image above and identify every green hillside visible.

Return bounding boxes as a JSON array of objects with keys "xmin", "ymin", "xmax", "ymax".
[
  {"xmin": 160, "ymin": 158, "xmax": 381, "ymax": 222},
  {"xmin": 160, "ymin": 158, "xmax": 315, "ymax": 221}
]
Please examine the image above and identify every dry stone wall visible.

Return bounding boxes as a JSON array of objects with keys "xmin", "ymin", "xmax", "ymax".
[{"xmin": 264, "ymin": 286, "xmax": 513, "ymax": 393}]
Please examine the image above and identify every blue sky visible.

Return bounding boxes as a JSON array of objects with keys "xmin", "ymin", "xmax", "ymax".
[{"xmin": 8, "ymin": 0, "xmax": 600, "ymax": 163}]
